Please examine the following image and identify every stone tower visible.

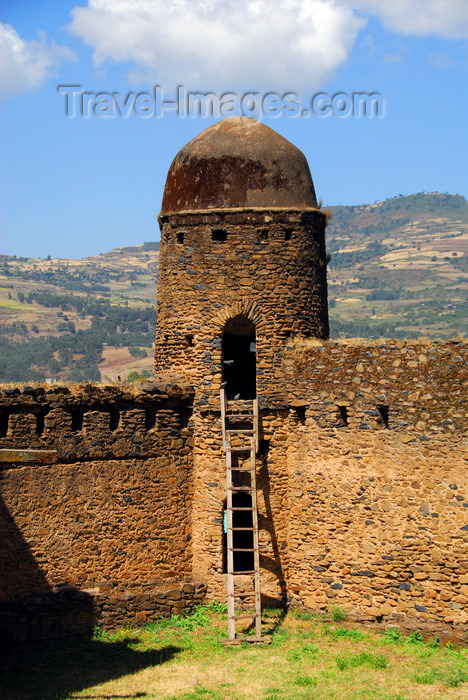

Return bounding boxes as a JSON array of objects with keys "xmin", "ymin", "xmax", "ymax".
[{"xmin": 155, "ymin": 116, "xmax": 329, "ymax": 406}]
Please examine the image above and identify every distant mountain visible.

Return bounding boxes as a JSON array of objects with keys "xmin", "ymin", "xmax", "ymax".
[
  {"xmin": 0, "ymin": 195, "xmax": 466, "ymax": 382},
  {"xmin": 0, "ymin": 242, "xmax": 159, "ymax": 383},
  {"xmin": 326, "ymin": 193, "xmax": 467, "ymax": 339}
]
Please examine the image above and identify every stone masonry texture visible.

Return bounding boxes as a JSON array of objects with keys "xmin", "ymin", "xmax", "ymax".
[
  {"xmin": 2, "ymin": 339, "xmax": 465, "ymax": 642},
  {"xmin": 0, "ymin": 118, "xmax": 466, "ymax": 644},
  {"xmin": 186, "ymin": 339, "xmax": 467, "ymax": 642},
  {"xmin": 155, "ymin": 208, "xmax": 329, "ymax": 408},
  {"xmin": 0, "ymin": 381, "xmax": 207, "ymax": 643}
]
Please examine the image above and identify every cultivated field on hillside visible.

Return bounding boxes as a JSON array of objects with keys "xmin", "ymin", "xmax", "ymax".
[{"xmin": 1, "ymin": 194, "xmax": 466, "ymax": 382}]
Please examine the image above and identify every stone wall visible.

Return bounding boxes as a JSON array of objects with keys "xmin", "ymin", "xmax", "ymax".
[
  {"xmin": 155, "ymin": 208, "xmax": 329, "ymax": 408},
  {"xmin": 0, "ymin": 381, "xmax": 193, "ymax": 462},
  {"xmin": 281, "ymin": 338, "xmax": 467, "ymax": 640},
  {"xmin": 1, "ymin": 338, "xmax": 466, "ymax": 642},
  {"xmin": 0, "ymin": 381, "xmax": 205, "ymax": 642},
  {"xmin": 284, "ymin": 337, "xmax": 466, "ymax": 433},
  {"xmin": 186, "ymin": 338, "xmax": 467, "ymax": 641},
  {"xmin": 0, "ymin": 582, "xmax": 208, "ymax": 645}
]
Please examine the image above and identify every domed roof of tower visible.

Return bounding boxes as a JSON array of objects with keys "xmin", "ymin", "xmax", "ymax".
[{"xmin": 160, "ymin": 117, "xmax": 318, "ymax": 214}]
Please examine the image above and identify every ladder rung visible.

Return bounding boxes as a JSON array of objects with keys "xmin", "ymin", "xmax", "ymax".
[
  {"xmin": 227, "ymin": 592, "xmax": 255, "ymax": 597},
  {"xmin": 230, "ymin": 467, "xmax": 252, "ymax": 471},
  {"xmin": 227, "ymin": 507, "xmax": 254, "ymax": 511},
  {"xmin": 227, "ymin": 486, "xmax": 253, "ymax": 492},
  {"xmin": 229, "ymin": 570, "xmax": 256, "ymax": 575},
  {"xmin": 226, "ymin": 429, "xmax": 254, "ymax": 433},
  {"xmin": 228, "ymin": 548, "xmax": 256, "ymax": 552},
  {"xmin": 231, "ymin": 527, "xmax": 254, "ymax": 531},
  {"xmin": 225, "ymin": 413, "xmax": 254, "ymax": 423},
  {"xmin": 228, "ymin": 615, "xmax": 259, "ymax": 621},
  {"xmin": 229, "ymin": 448, "xmax": 252, "ymax": 453}
]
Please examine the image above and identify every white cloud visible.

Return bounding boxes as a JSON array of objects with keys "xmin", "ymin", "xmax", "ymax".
[
  {"xmin": 359, "ymin": 33, "xmax": 377, "ymax": 56},
  {"xmin": 0, "ymin": 23, "xmax": 76, "ymax": 100},
  {"xmin": 381, "ymin": 53, "xmax": 403, "ymax": 64},
  {"xmin": 68, "ymin": 0, "xmax": 365, "ymax": 90},
  {"xmin": 66, "ymin": 0, "xmax": 468, "ymax": 92},
  {"xmin": 347, "ymin": 0, "xmax": 468, "ymax": 40},
  {"xmin": 427, "ymin": 52, "xmax": 456, "ymax": 70}
]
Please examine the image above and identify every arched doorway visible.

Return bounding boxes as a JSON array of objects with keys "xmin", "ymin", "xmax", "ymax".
[{"xmin": 222, "ymin": 316, "xmax": 256, "ymax": 399}]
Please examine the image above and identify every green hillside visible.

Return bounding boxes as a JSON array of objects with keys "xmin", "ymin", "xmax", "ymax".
[
  {"xmin": 326, "ymin": 193, "xmax": 467, "ymax": 338},
  {"xmin": 0, "ymin": 194, "xmax": 466, "ymax": 383},
  {"xmin": 0, "ymin": 243, "xmax": 160, "ymax": 383}
]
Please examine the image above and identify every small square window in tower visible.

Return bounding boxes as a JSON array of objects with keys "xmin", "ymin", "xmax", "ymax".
[
  {"xmin": 212, "ymin": 228, "xmax": 227, "ymax": 242},
  {"xmin": 377, "ymin": 405, "xmax": 389, "ymax": 428},
  {"xmin": 222, "ymin": 316, "xmax": 256, "ymax": 400}
]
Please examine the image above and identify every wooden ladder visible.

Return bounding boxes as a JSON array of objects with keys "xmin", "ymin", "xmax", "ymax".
[{"xmin": 221, "ymin": 388, "xmax": 262, "ymax": 643}]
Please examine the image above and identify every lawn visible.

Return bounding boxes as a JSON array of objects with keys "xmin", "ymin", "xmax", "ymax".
[{"xmin": 1, "ymin": 605, "xmax": 466, "ymax": 699}]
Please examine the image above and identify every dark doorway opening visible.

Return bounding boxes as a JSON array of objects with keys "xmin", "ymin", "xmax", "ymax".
[
  {"xmin": 70, "ymin": 408, "xmax": 83, "ymax": 432},
  {"xmin": 337, "ymin": 405, "xmax": 348, "ymax": 427},
  {"xmin": 222, "ymin": 316, "xmax": 256, "ymax": 399},
  {"xmin": 377, "ymin": 405, "xmax": 389, "ymax": 428},
  {"xmin": 36, "ymin": 411, "xmax": 46, "ymax": 436},
  {"xmin": 223, "ymin": 492, "xmax": 254, "ymax": 573},
  {"xmin": 0, "ymin": 411, "xmax": 9, "ymax": 438},
  {"xmin": 109, "ymin": 407, "xmax": 120, "ymax": 431}
]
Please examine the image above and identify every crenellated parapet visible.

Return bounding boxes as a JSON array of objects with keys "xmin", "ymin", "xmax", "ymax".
[
  {"xmin": 284, "ymin": 337, "xmax": 468, "ymax": 437},
  {"xmin": 0, "ymin": 381, "xmax": 194, "ymax": 462}
]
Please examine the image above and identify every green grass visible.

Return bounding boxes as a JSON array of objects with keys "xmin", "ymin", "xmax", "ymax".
[
  {"xmin": 324, "ymin": 625, "xmax": 367, "ymax": 641},
  {"xmin": 0, "ymin": 605, "xmax": 466, "ymax": 699},
  {"xmin": 412, "ymin": 666, "xmax": 468, "ymax": 687},
  {"xmin": 294, "ymin": 674, "xmax": 317, "ymax": 687},
  {"xmin": 335, "ymin": 651, "xmax": 388, "ymax": 671},
  {"xmin": 330, "ymin": 605, "xmax": 347, "ymax": 622}
]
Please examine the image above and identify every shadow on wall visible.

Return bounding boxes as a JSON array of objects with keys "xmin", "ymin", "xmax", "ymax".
[
  {"xmin": 233, "ymin": 447, "xmax": 289, "ymax": 639},
  {"xmin": 0, "ymin": 489, "xmax": 184, "ymax": 697},
  {"xmin": 0, "ymin": 487, "xmax": 51, "ymax": 599},
  {"xmin": 258, "ymin": 448, "xmax": 288, "ymax": 610},
  {"xmin": 0, "ymin": 488, "xmax": 93, "ymax": 644},
  {"xmin": 0, "ymin": 635, "xmax": 181, "ymax": 699}
]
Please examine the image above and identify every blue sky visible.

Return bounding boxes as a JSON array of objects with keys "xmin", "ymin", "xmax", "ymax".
[{"xmin": 1, "ymin": 0, "xmax": 467, "ymax": 259}]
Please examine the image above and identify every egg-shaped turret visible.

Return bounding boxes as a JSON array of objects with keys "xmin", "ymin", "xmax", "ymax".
[{"xmin": 155, "ymin": 117, "xmax": 329, "ymax": 407}]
